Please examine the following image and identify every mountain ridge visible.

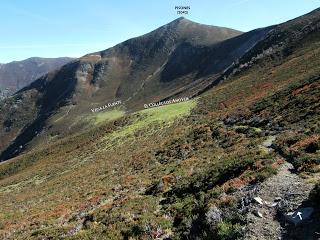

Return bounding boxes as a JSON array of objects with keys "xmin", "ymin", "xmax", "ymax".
[
  {"xmin": 0, "ymin": 8, "xmax": 319, "ymax": 239},
  {"xmin": 1, "ymin": 9, "xmax": 319, "ymax": 161},
  {"xmin": 0, "ymin": 17, "xmax": 272, "ymax": 160},
  {"xmin": 0, "ymin": 57, "xmax": 74, "ymax": 99}
]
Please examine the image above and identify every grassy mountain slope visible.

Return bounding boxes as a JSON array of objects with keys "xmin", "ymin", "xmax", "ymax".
[
  {"xmin": 0, "ymin": 18, "xmax": 273, "ymax": 161},
  {"xmin": 0, "ymin": 9, "xmax": 319, "ymax": 240}
]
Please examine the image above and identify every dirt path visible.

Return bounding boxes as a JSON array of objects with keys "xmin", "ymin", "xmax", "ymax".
[{"xmin": 244, "ymin": 161, "xmax": 314, "ymax": 240}]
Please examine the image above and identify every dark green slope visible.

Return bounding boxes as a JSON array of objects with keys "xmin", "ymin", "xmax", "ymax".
[{"xmin": 0, "ymin": 18, "xmax": 271, "ymax": 161}]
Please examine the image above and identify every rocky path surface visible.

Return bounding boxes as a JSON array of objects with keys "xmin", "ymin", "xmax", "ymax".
[{"xmin": 244, "ymin": 162, "xmax": 315, "ymax": 240}]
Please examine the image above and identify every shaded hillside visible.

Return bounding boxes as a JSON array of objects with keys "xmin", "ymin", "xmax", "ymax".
[
  {"xmin": 0, "ymin": 18, "xmax": 273, "ymax": 161},
  {"xmin": 0, "ymin": 8, "xmax": 319, "ymax": 240},
  {"xmin": 0, "ymin": 62, "xmax": 80, "ymax": 160},
  {"xmin": 0, "ymin": 57, "xmax": 74, "ymax": 98},
  {"xmin": 80, "ymin": 17, "xmax": 245, "ymax": 106}
]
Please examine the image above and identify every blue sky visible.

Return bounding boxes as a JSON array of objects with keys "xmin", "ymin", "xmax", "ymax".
[{"xmin": 0, "ymin": 0, "xmax": 319, "ymax": 63}]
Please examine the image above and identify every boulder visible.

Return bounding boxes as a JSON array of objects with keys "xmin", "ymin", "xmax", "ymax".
[{"xmin": 254, "ymin": 196, "xmax": 264, "ymax": 205}]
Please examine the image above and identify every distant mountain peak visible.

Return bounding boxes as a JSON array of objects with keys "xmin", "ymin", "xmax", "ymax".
[
  {"xmin": 95, "ymin": 17, "xmax": 243, "ymax": 60},
  {"xmin": 174, "ymin": 16, "xmax": 187, "ymax": 22},
  {"xmin": 168, "ymin": 16, "xmax": 197, "ymax": 26},
  {"xmin": 165, "ymin": 16, "xmax": 188, "ymax": 27},
  {"xmin": 176, "ymin": 16, "xmax": 185, "ymax": 20},
  {"xmin": 0, "ymin": 57, "xmax": 74, "ymax": 98}
]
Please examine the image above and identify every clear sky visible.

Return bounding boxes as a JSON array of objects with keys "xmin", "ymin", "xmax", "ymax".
[{"xmin": 0, "ymin": 0, "xmax": 319, "ymax": 63}]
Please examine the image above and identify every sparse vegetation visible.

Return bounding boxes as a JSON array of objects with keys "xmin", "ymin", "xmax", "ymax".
[
  {"xmin": 0, "ymin": 8, "xmax": 319, "ymax": 240},
  {"xmin": 310, "ymin": 182, "xmax": 320, "ymax": 205}
]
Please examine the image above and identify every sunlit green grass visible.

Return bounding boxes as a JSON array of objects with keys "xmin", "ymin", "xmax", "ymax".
[
  {"xmin": 140, "ymin": 99, "xmax": 197, "ymax": 124},
  {"xmin": 102, "ymin": 99, "xmax": 197, "ymax": 148},
  {"xmin": 94, "ymin": 109, "xmax": 125, "ymax": 125}
]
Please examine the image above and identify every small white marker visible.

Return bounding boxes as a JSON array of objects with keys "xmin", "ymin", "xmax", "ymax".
[{"xmin": 296, "ymin": 211, "xmax": 303, "ymax": 220}]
